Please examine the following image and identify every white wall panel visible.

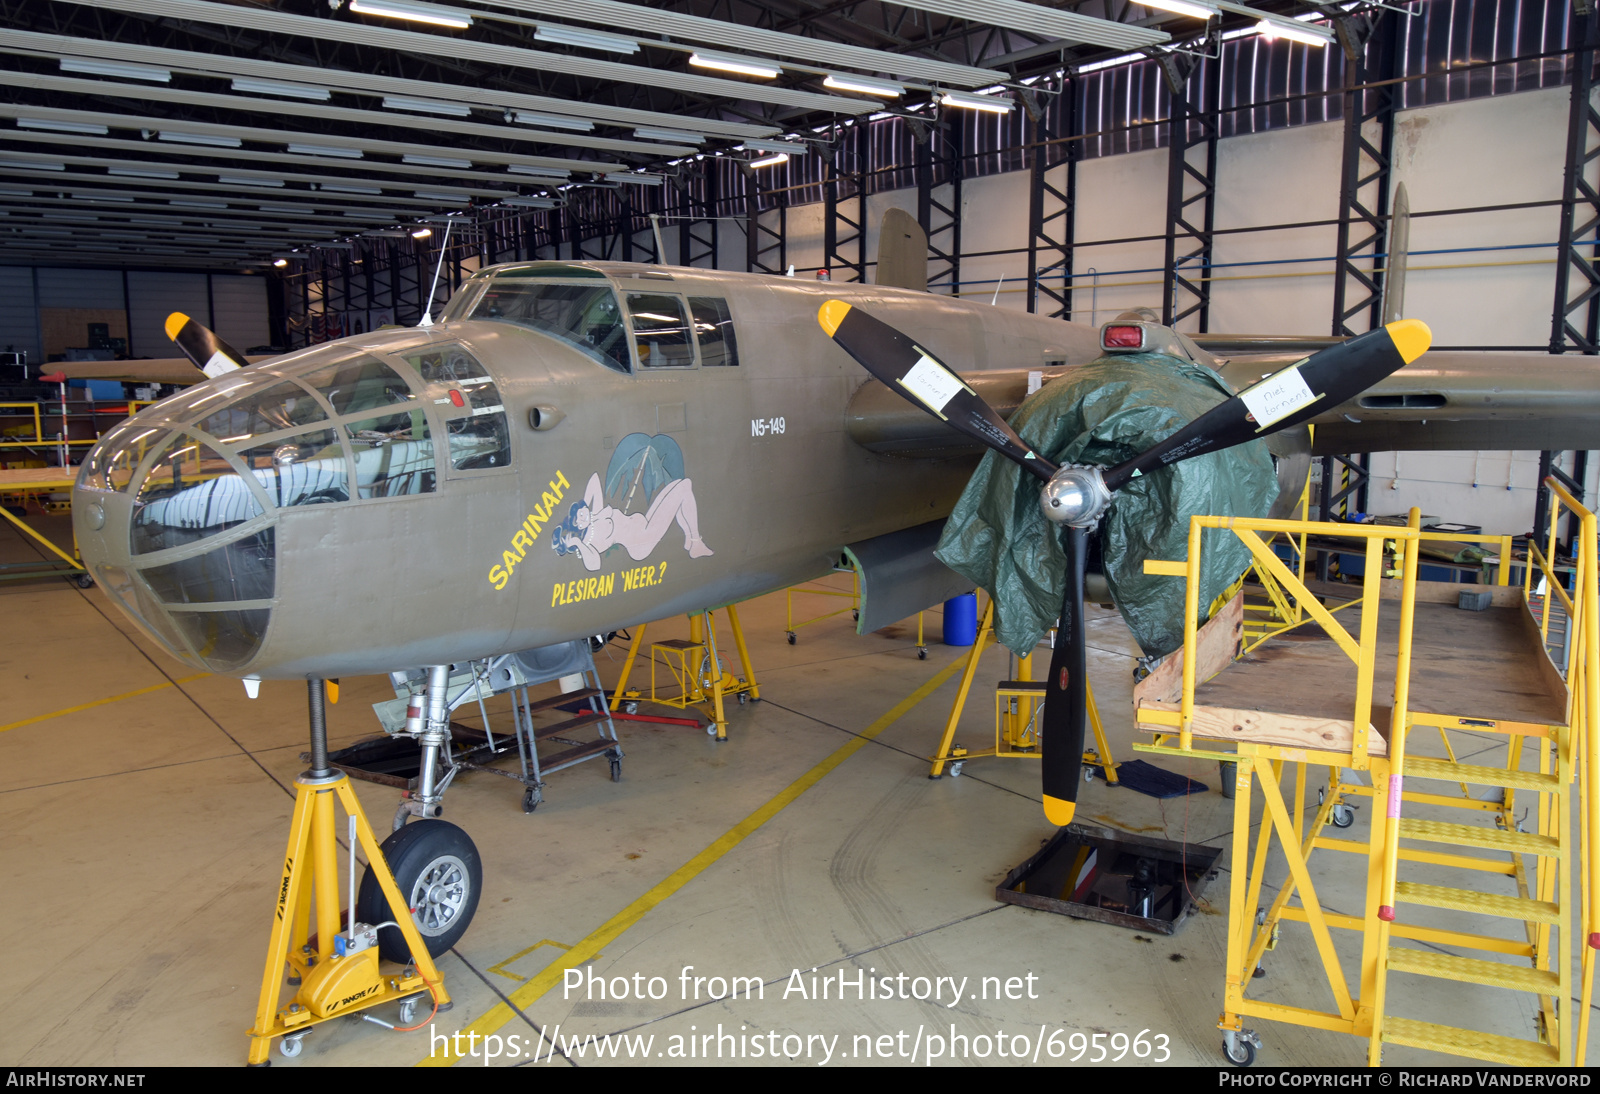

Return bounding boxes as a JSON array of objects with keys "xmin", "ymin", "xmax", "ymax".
[
  {"xmin": 35, "ymin": 268, "xmax": 125, "ymax": 311},
  {"xmin": 1070, "ymin": 147, "xmax": 1169, "ymax": 325},
  {"xmin": 209, "ymin": 275, "xmax": 270, "ymax": 352},
  {"xmin": 127, "ymin": 271, "xmax": 208, "ymax": 358}
]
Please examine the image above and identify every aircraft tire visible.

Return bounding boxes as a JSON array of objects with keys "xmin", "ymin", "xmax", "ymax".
[{"xmin": 358, "ymin": 819, "xmax": 482, "ymax": 963}]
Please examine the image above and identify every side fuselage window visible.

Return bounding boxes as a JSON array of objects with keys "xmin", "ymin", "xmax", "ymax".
[
  {"xmin": 627, "ymin": 294, "xmax": 696, "ymax": 369},
  {"xmin": 403, "ymin": 345, "xmax": 511, "ymax": 473},
  {"xmin": 689, "ymin": 297, "xmax": 738, "ymax": 367}
]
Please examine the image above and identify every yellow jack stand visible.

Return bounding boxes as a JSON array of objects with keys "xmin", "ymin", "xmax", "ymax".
[
  {"xmin": 610, "ymin": 605, "xmax": 760, "ymax": 741},
  {"xmin": 929, "ymin": 597, "xmax": 1118, "ymax": 783},
  {"xmin": 247, "ymin": 682, "xmax": 450, "ymax": 1065}
]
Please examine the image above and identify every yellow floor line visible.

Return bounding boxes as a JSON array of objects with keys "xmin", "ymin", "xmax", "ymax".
[
  {"xmin": 0, "ymin": 673, "xmax": 210, "ymax": 734},
  {"xmin": 416, "ymin": 653, "xmax": 967, "ymax": 1067}
]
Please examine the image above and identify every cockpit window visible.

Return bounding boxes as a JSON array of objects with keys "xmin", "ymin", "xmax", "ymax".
[
  {"xmin": 627, "ymin": 294, "xmax": 695, "ymax": 369},
  {"xmin": 80, "ymin": 421, "xmax": 163, "ymax": 492},
  {"xmin": 194, "ymin": 381, "xmax": 326, "ymax": 441},
  {"xmin": 131, "ymin": 435, "xmax": 264, "ymax": 555},
  {"xmin": 345, "ymin": 411, "xmax": 436, "ymax": 498},
  {"xmin": 468, "ymin": 281, "xmax": 630, "ymax": 374},
  {"xmin": 236, "ymin": 429, "xmax": 351, "ymax": 507},
  {"xmin": 300, "ymin": 355, "xmax": 416, "ymax": 416},
  {"xmin": 402, "ymin": 346, "xmax": 510, "ymax": 472},
  {"xmin": 689, "ymin": 297, "xmax": 739, "ymax": 367}
]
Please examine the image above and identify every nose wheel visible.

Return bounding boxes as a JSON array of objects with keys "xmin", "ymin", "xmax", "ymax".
[{"xmin": 357, "ymin": 819, "xmax": 482, "ymax": 963}]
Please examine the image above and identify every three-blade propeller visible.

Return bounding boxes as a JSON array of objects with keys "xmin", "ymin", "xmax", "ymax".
[{"xmin": 817, "ymin": 298, "xmax": 1431, "ymax": 826}]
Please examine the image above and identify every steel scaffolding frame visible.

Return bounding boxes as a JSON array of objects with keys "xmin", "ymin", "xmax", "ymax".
[
  {"xmin": 1162, "ymin": 50, "xmax": 1219, "ymax": 331},
  {"xmin": 1026, "ymin": 77, "xmax": 1077, "ymax": 320}
]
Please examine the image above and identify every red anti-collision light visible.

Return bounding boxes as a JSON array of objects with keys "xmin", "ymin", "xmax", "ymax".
[
  {"xmin": 448, "ymin": 389, "xmax": 465, "ymax": 408},
  {"xmin": 1102, "ymin": 325, "xmax": 1144, "ymax": 349}
]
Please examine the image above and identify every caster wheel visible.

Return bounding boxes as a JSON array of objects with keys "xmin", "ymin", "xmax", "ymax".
[
  {"xmin": 357, "ymin": 819, "xmax": 482, "ymax": 963},
  {"xmin": 522, "ymin": 788, "xmax": 541, "ymax": 812},
  {"xmin": 1084, "ymin": 766, "xmax": 1095, "ymax": 782},
  {"xmin": 399, "ymin": 997, "xmax": 419, "ymax": 1026},
  {"xmin": 280, "ymin": 1035, "xmax": 304, "ymax": 1059},
  {"xmin": 738, "ymin": 692, "xmax": 748, "ymax": 705},
  {"xmin": 1223, "ymin": 1033, "xmax": 1258, "ymax": 1067},
  {"xmin": 786, "ymin": 631, "xmax": 796, "ymax": 645},
  {"xmin": 1330, "ymin": 803, "xmax": 1355, "ymax": 828},
  {"xmin": 73, "ymin": 573, "xmax": 94, "ymax": 589},
  {"xmin": 949, "ymin": 761, "xmax": 964, "ymax": 777},
  {"xmin": 623, "ymin": 700, "xmax": 639, "ymax": 715},
  {"xmin": 610, "ymin": 759, "xmax": 622, "ymax": 783},
  {"xmin": 852, "ymin": 609, "xmax": 859, "ymax": 622},
  {"xmin": 917, "ymin": 648, "xmax": 927, "ymax": 660}
]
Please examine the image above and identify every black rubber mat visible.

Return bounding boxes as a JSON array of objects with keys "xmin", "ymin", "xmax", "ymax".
[{"xmin": 1091, "ymin": 758, "xmax": 1207, "ymax": 799}]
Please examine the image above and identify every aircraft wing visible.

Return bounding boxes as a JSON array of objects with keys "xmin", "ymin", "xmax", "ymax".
[{"xmin": 38, "ymin": 356, "xmax": 272, "ymax": 386}]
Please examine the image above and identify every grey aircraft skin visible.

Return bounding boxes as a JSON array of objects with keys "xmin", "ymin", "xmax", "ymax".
[{"xmin": 71, "ymin": 258, "xmax": 1599, "ymax": 685}]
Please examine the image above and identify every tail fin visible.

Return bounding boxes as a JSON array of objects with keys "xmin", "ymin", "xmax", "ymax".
[
  {"xmin": 875, "ymin": 207, "xmax": 928, "ymax": 292},
  {"xmin": 1380, "ymin": 182, "xmax": 1409, "ymax": 325},
  {"xmin": 165, "ymin": 312, "xmax": 250, "ymax": 378}
]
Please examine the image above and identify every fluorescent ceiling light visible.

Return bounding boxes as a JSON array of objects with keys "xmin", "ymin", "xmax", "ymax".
[
  {"xmin": 0, "ymin": 188, "xmax": 31, "ymax": 197},
  {"xmin": 501, "ymin": 196, "xmax": 556, "ymax": 208},
  {"xmin": 220, "ymin": 176, "xmax": 284, "ymax": 187},
  {"xmin": 230, "ymin": 77, "xmax": 330, "ymax": 101},
  {"xmin": 1077, "ymin": 53, "xmax": 1141, "ymax": 74},
  {"xmin": 511, "ymin": 112, "xmax": 594, "ymax": 132},
  {"xmin": 60, "ymin": 57, "xmax": 170, "ymax": 83},
  {"xmin": 287, "ymin": 143, "xmax": 364, "ymax": 158},
  {"xmin": 633, "ymin": 127, "xmax": 705, "ymax": 143},
  {"xmin": 618, "ymin": 173, "xmax": 663, "ymax": 186},
  {"xmin": 689, "ymin": 51, "xmax": 781, "ymax": 79},
  {"xmin": 823, "ymin": 74, "xmax": 904, "ymax": 97},
  {"xmin": 940, "ymin": 90, "xmax": 1015, "ymax": 114},
  {"xmin": 1136, "ymin": 0, "xmax": 1219, "ymax": 17},
  {"xmin": 1, "ymin": 160, "xmax": 64, "ymax": 171},
  {"xmin": 404, "ymin": 154, "xmax": 472, "ymax": 168},
  {"xmin": 18, "ymin": 118, "xmax": 109, "ymax": 136},
  {"xmin": 739, "ymin": 139, "xmax": 803, "ymax": 154},
  {"xmin": 534, "ymin": 24, "xmax": 638, "ymax": 53},
  {"xmin": 109, "ymin": 167, "xmax": 178, "ymax": 178},
  {"xmin": 347, "ymin": 0, "xmax": 472, "ymax": 30},
  {"xmin": 171, "ymin": 200, "xmax": 229, "ymax": 209},
  {"xmin": 415, "ymin": 190, "xmax": 471, "ymax": 201},
  {"xmin": 259, "ymin": 204, "xmax": 304, "ymax": 213},
  {"xmin": 321, "ymin": 184, "xmax": 383, "ymax": 194},
  {"xmin": 383, "ymin": 95, "xmax": 472, "ymax": 117},
  {"xmin": 748, "ymin": 153, "xmax": 788, "ymax": 168},
  {"xmin": 1254, "ymin": 17, "xmax": 1334, "ymax": 46},
  {"xmin": 161, "ymin": 131, "xmax": 242, "ymax": 147},
  {"xmin": 508, "ymin": 164, "xmax": 573, "ymax": 178},
  {"xmin": 76, "ymin": 193, "xmax": 134, "ymax": 202}
]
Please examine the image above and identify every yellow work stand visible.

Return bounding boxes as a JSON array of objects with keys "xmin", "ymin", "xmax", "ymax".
[
  {"xmin": 929, "ymin": 596, "xmax": 1117, "ymax": 783},
  {"xmin": 610, "ymin": 604, "xmax": 760, "ymax": 741}
]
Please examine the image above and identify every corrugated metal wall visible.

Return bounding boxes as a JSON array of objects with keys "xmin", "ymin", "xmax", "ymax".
[{"xmin": 0, "ymin": 268, "xmax": 40, "ymax": 365}]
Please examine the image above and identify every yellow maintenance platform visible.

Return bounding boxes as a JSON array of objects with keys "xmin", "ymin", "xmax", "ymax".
[{"xmin": 1132, "ymin": 478, "xmax": 1597, "ymax": 1067}]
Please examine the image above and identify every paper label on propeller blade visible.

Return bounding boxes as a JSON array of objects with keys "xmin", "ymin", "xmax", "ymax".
[
  {"xmin": 899, "ymin": 354, "xmax": 963, "ymax": 414},
  {"xmin": 1239, "ymin": 364, "xmax": 1317, "ymax": 429},
  {"xmin": 201, "ymin": 350, "xmax": 238, "ymax": 378}
]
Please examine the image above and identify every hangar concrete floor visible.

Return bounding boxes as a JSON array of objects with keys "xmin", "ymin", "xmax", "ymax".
[{"xmin": 3, "ymin": 512, "xmax": 1594, "ymax": 1068}]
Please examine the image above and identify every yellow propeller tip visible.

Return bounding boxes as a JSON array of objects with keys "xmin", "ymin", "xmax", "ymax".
[
  {"xmin": 1043, "ymin": 795, "xmax": 1076, "ymax": 827},
  {"xmin": 817, "ymin": 299, "xmax": 851, "ymax": 338},
  {"xmin": 164, "ymin": 313, "xmax": 190, "ymax": 341},
  {"xmin": 1384, "ymin": 318, "xmax": 1432, "ymax": 365}
]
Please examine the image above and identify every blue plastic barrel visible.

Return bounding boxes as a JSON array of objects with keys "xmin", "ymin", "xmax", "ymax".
[{"xmin": 942, "ymin": 592, "xmax": 978, "ymax": 646}]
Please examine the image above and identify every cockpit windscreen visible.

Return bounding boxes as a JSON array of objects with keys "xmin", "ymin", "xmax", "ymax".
[{"xmin": 467, "ymin": 281, "xmax": 630, "ymax": 374}]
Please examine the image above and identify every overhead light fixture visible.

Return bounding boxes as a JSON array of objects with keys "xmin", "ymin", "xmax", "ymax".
[
  {"xmin": 501, "ymin": 195, "xmax": 556, "ymax": 208},
  {"xmin": 18, "ymin": 118, "xmax": 109, "ymax": 136},
  {"xmin": 273, "ymin": 257, "xmax": 288, "ymax": 267},
  {"xmin": 76, "ymin": 193, "xmax": 134, "ymax": 202},
  {"xmin": 0, "ymin": 188, "xmax": 32, "ymax": 197},
  {"xmin": 822, "ymin": 74, "xmax": 905, "ymax": 98},
  {"xmin": 508, "ymin": 164, "xmax": 573, "ymax": 178},
  {"xmin": 689, "ymin": 51, "xmax": 781, "ymax": 79},
  {"xmin": 633, "ymin": 126, "xmax": 705, "ymax": 144},
  {"xmin": 287, "ymin": 143, "xmax": 363, "ymax": 159},
  {"xmin": 1135, "ymin": 0, "xmax": 1219, "ymax": 18},
  {"xmin": 533, "ymin": 24, "xmax": 638, "ymax": 54},
  {"xmin": 171, "ymin": 200, "xmax": 229, "ymax": 209},
  {"xmin": 1076, "ymin": 53, "xmax": 1141, "ymax": 74},
  {"xmin": 415, "ymin": 190, "xmax": 471, "ymax": 202},
  {"xmin": 259, "ymin": 204, "xmax": 304, "ymax": 213},
  {"xmin": 618, "ymin": 173, "xmax": 663, "ymax": 186},
  {"xmin": 1, "ymin": 160, "xmax": 64, "ymax": 171},
  {"xmin": 748, "ymin": 153, "xmax": 788, "ymax": 168},
  {"xmin": 411, "ymin": 227, "xmax": 433, "ymax": 238},
  {"xmin": 383, "ymin": 95, "xmax": 472, "ymax": 118},
  {"xmin": 220, "ymin": 175, "xmax": 284, "ymax": 187},
  {"xmin": 231, "ymin": 77, "xmax": 330, "ymax": 101},
  {"xmin": 940, "ymin": 90, "xmax": 1015, "ymax": 114},
  {"xmin": 1254, "ymin": 17, "xmax": 1334, "ymax": 46},
  {"xmin": 347, "ymin": 0, "xmax": 472, "ymax": 30},
  {"xmin": 109, "ymin": 167, "xmax": 178, "ymax": 178},
  {"xmin": 60, "ymin": 57, "xmax": 170, "ymax": 83},
  {"xmin": 404, "ymin": 153, "xmax": 472, "ymax": 169},
  {"xmin": 321, "ymin": 183, "xmax": 383, "ymax": 194},
  {"xmin": 738, "ymin": 139, "xmax": 803, "ymax": 155},
  {"xmin": 160, "ymin": 131, "xmax": 243, "ymax": 147},
  {"xmin": 510, "ymin": 112, "xmax": 594, "ymax": 132}
]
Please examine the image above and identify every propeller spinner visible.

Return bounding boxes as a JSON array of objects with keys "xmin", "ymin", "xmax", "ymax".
[{"xmin": 817, "ymin": 299, "xmax": 1431, "ymax": 826}]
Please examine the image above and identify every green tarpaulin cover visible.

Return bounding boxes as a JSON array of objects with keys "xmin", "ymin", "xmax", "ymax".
[{"xmin": 934, "ymin": 352, "xmax": 1279, "ymax": 659}]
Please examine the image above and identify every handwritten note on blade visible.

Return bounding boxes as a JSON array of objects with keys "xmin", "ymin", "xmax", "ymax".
[
  {"xmin": 900, "ymin": 353, "xmax": 964, "ymax": 414},
  {"xmin": 1239, "ymin": 363, "xmax": 1318, "ymax": 429}
]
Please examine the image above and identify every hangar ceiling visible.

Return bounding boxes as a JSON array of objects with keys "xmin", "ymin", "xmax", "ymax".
[{"xmin": 1, "ymin": 0, "xmax": 1342, "ymax": 268}]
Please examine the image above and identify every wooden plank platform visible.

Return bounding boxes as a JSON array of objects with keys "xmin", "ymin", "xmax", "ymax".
[
  {"xmin": 1137, "ymin": 582, "xmax": 1569, "ymax": 754},
  {"xmin": 0, "ymin": 468, "xmax": 78, "ymax": 491}
]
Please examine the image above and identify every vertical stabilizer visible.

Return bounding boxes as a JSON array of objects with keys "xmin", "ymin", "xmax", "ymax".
[
  {"xmin": 875, "ymin": 207, "xmax": 928, "ymax": 292},
  {"xmin": 1381, "ymin": 182, "xmax": 1409, "ymax": 325}
]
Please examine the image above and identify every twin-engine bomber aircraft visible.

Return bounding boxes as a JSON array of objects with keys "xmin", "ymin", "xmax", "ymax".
[{"xmin": 66, "ymin": 235, "xmax": 1600, "ymax": 966}]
